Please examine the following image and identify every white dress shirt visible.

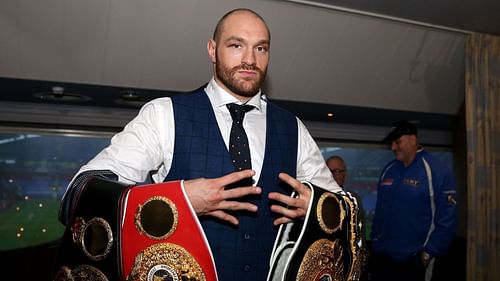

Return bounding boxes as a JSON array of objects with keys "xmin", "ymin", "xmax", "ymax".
[{"xmin": 75, "ymin": 78, "xmax": 340, "ymax": 192}]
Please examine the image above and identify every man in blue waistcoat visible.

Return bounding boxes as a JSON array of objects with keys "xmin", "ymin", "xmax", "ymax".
[{"xmin": 59, "ymin": 8, "xmax": 341, "ymax": 281}]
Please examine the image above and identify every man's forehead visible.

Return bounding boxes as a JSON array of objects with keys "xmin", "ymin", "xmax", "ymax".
[{"xmin": 328, "ymin": 159, "xmax": 344, "ymax": 167}]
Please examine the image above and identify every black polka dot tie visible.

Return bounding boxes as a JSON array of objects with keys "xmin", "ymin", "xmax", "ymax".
[{"xmin": 226, "ymin": 103, "xmax": 254, "ymax": 172}]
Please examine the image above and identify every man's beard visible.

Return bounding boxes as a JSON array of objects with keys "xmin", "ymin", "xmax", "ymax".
[{"xmin": 215, "ymin": 60, "xmax": 267, "ymax": 98}]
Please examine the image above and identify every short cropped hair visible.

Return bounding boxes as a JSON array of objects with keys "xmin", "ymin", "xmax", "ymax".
[
  {"xmin": 326, "ymin": 155, "xmax": 346, "ymax": 170},
  {"xmin": 212, "ymin": 8, "xmax": 270, "ymax": 42}
]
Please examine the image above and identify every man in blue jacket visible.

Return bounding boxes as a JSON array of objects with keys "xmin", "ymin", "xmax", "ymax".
[{"xmin": 370, "ymin": 120, "xmax": 457, "ymax": 281}]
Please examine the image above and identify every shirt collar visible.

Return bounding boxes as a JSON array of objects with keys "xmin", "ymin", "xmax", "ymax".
[{"xmin": 205, "ymin": 77, "xmax": 263, "ymax": 111}]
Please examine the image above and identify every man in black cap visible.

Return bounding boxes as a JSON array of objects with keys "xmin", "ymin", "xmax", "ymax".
[{"xmin": 369, "ymin": 120, "xmax": 457, "ymax": 281}]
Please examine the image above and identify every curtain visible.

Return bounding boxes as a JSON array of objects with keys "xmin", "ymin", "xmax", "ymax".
[{"xmin": 465, "ymin": 33, "xmax": 500, "ymax": 281}]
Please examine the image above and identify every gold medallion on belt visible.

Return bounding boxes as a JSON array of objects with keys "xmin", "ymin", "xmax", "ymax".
[{"xmin": 127, "ymin": 243, "xmax": 206, "ymax": 281}]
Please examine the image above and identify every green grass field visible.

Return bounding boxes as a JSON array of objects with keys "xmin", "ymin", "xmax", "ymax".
[{"xmin": 0, "ymin": 198, "xmax": 65, "ymax": 251}]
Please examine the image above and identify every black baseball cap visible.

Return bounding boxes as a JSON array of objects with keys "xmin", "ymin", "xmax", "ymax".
[{"xmin": 382, "ymin": 120, "xmax": 418, "ymax": 143}]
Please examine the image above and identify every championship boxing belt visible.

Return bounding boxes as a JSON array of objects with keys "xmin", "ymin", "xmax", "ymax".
[
  {"xmin": 53, "ymin": 177, "xmax": 132, "ymax": 281},
  {"xmin": 122, "ymin": 179, "xmax": 217, "ymax": 281},
  {"xmin": 53, "ymin": 177, "xmax": 218, "ymax": 281},
  {"xmin": 266, "ymin": 182, "xmax": 362, "ymax": 281}
]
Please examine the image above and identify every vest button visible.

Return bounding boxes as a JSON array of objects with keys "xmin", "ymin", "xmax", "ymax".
[
  {"xmin": 243, "ymin": 264, "xmax": 251, "ymax": 272},
  {"xmin": 244, "ymin": 233, "xmax": 251, "ymax": 240}
]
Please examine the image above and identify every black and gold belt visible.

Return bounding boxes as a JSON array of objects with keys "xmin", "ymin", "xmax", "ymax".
[{"xmin": 267, "ymin": 182, "xmax": 363, "ymax": 281}]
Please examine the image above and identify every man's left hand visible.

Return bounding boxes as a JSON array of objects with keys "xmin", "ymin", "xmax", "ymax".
[
  {"xmin": 268, "ymin": 172, "xmax": 311, "ymax": 225},
  {"xmin": 421, "ymin": 251, "xmax": 431, "ymax": 267}
]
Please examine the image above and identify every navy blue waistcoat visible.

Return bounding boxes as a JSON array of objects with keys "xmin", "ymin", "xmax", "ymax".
[{"xmin": 166, "ymin": 88, "xmax": 298, "ymax": 281}]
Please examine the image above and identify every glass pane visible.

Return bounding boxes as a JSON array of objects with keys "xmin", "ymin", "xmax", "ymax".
[
  {"xmin": 0, "ymin": 131, "xmax": 110, "ymax": 250},
  {"xmin": 319, "ymin": 143, "xmax": 453, "ymax": 239}
]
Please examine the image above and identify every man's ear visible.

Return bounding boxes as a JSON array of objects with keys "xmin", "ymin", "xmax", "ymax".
[
  {"xmin": 207, "ymin": 39, "xmax": 216, "ymax": 63},
  {"xmin": 410, "ymin": 134, "xmax": 418, "ymax": 145}
]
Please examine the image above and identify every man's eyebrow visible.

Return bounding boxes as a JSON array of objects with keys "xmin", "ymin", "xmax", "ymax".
[
  {"xmin": 225, "ymin": 36, "xmax": 269, "ymax": 45},
  {"xmin": 224, "ymin": 36, "xmax": 244, "ymax": 43},
  {"xmin": 256, "ymin": 39, "xmax": 270, "ymax": 46}
]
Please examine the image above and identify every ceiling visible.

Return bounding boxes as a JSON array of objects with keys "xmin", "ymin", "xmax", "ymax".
[
  {"xmin": 303, "ymin": 0, "xmax": 500, "ymax": 36},
  {"xmin": 1, "ymin": 0, "xmax": 496, "ymax": 132}
]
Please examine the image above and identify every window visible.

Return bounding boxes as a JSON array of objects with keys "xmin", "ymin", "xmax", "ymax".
[
  {"xmin": 0, "ymin": 129, "xmax": 111, "ymax": 250},
  {"xmin": 0, "ymin": 127, "xmax": 454, "ymax": 250}
]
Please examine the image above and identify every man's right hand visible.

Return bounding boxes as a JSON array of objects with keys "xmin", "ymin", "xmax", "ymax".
[{"xmin": 183, "ymin": 170, "xmax": 261, "ymax": 225}]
